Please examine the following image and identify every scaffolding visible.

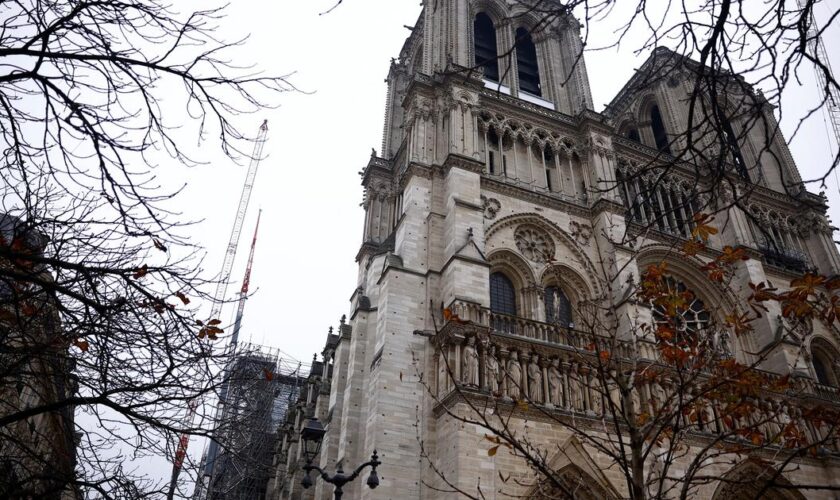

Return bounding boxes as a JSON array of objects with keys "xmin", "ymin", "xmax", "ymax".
[{"xmin": 196, "ymin": 343, "xmax": 308, "ymax": 500}]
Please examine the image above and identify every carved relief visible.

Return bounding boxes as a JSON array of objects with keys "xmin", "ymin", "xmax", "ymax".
[
  {"xmin": 481, "ymin": 195, "xmax": 501, "ymax": 220},
  {"xmin": 569, "ymin": 220, "xmax": 593, "ymax": 245},
  {"xmin": 515, "ymin": 225, "xmax": 555, "ymax": 263}
]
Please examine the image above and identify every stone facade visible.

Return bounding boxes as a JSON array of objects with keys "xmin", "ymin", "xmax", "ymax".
[
  {"xmin": 270, "ymin": 1, "xmax": 840, "ymax": 498},
  {"xmin": 0, "ymin": 214, "xmax": 80, "ymax": 499}
]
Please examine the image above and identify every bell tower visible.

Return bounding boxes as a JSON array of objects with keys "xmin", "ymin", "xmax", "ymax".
[{"xmin": 319, "ymin": 2, "xmax": 622, "ymax": 499}]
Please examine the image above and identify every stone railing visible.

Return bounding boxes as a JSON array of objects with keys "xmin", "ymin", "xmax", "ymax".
[{"xmin": 435, "ymin": 300, "xmax": 840, "ymax": 446}]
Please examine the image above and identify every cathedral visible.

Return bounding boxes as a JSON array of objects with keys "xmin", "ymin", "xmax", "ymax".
[{"xmin": 267, "ymin": 1, "xmax": 840, "ymax": 498}]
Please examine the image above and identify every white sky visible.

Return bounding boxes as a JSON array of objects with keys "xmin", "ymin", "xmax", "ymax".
[{"xmin": 143, "ymin": 0, "xmax": 840, "ymax": 492}]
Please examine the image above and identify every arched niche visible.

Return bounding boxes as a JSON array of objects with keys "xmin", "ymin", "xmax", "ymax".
[
  {"xmin": 485, "ymin": 213, "xmax": 602, "ymax": 299},
  {"xmin": 809, "ymin": 336, "xmax": 840, "ymax": 387},
  {"xmin": 712, "ymin": 460, "xmax": 806, "ymax": 500},
  {"xmin": 636, "ymin": 246, "xmax": 753, "ymax": 360},
  {"xmin": 487, "ymin": 248, "xmax": 536, "ymax": 318}
]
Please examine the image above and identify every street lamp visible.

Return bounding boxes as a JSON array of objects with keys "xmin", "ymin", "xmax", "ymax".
[{"xmin": 299, "ymin": 418, "xmax": 381, "ymax": 499}]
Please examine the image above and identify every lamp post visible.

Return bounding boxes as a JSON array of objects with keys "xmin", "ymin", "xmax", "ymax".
[{"xmin": 299, "ymin": 418, "xmax": 381, "ymax": 499}]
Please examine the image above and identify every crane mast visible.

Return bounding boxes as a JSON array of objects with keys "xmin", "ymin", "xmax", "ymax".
[{"xmin": 168, "ymin": 120, "xmax": 268, "ymax": 499}]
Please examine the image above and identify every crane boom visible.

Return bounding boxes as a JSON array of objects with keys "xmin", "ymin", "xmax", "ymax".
[
  {"xmin": 167, "ymin": 120, "xmax": 268, "ymax": 499},
  {"xmin": 209, "ymin": 119, "xmax": 269, "ymax": 323},
  {"xmin": 799, "ymin": 0, "xmax": 840, "ymax": 148},
  {"xmin": 231, "ymin": 209, "xmax": 262, "ymax": 345}
]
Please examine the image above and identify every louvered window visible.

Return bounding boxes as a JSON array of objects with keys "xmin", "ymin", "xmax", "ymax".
[
  {"xmin": 651, "ymin": 105, "xmax": 671, "ymax": 154},
  {"xmin": 474, "ymin": 14, "xmax": 499, "ymax": 82},
  {"xmin": 515, "ymin": 28, "xmax": 541, "ymax": 96}
]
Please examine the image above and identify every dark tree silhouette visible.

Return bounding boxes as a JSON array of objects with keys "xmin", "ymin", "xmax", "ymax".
[{"xmin": 0, "ymin": 0, "xmax": 294, "ymax": 497}]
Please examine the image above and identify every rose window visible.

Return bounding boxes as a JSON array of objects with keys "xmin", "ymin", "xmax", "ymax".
[
  {"xmin": 652, "ymin": 277, "xmax": 710, "ymax": 334},
  {"xmin": 515, "ymin": 226, "xmax": 554, "ymax": 263}
]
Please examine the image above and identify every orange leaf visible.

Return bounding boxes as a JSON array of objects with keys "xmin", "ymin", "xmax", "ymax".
[
  {"xmin": 263, "ymin": 368, "xmax": 274, "ymax": 381},
  {"xmin": 599, "ymin": 350, "xmax": 611, "ymax": 362},
  {"xmin": 488, "ymin": 445, "xmax": 499, "ymax": 457},
  {"xmin": 443, "ymin": 308, "xmax": 453, "ymax": 321}
]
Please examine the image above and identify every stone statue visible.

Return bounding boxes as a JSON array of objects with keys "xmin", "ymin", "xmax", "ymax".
[
  {"xmin": 462, "ymin": 336, "xmax": 479, "ymax": 387},
  {"xmin": 507, "ymin": 351, "xmax": 522, "ymax": 400},
  {"xmin": 528, "ymin": 354, "xmax": 543, "ymax": 403},
  {"xmin": 485, "ymin": 345, "xmax": 500, "ymax": 394},
  {"xmin": 568, "ymin": 362, "xmax": 582, "ymax": 410},
  {"xmin": 438, "ymin": 351, "xmax": 448, "ymax": 396},
  {"xmin": 548, "ymin": 358, "xmax": 563, "ymax": 406}
]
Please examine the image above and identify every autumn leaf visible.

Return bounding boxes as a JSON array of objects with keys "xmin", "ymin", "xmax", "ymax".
[
  {"xmin": 20, "ymin": 302, "xmax": 38, "ymax": 316},
  {"xmin": 208, "ymin": 319, "xmax": 222, "ymax": 326},
  {"xmin": 153, "ymin": 239, "xmax": 168, "ymax": 252},
  {"xmin": 132, "ymin": 264, "xmax": 149, "ymax": 279},
  {"xmin": 484, "ymin": 434, "xmax": 501, "ymax": 444},
  {"xmin": 263, "ymin": 368, "xmax": 274, "ymax": 381},
  {"xmin": 789, "ymin": 273, "xmax": 825, "ymax": 300},
  {"xmin": 691, "ymin": 214, "xmax": 718, "ymax": 242},
  {"xmin": 682, "ymin": 239, "xmax": 705, "ymax": 256},
  {"xmin": 488, "ymin": 445, "xmax": 499, "ymax": 457},
  {"xmin": 175, "ymin": 292, "xmax": 190, "ymax": 305},
  {"xmin": 74, "ymin": 339, "xmax": 90, "ymax": 352},
  {"xmin": 724, "ymin": 312, "xmax": 754, "ymax": 336},
  {"xmin": 516, "ymin": 400, "xmax": 529, "ymax": 412},
  {"xmin": 443, "ymin": 308, "xmax": 453, "ymax": 321},
  {"xmin": 718, "ymin": 245, "xmax": 750, "ymax": 265},
  {"xmin": 599, "ymin": 350, "xmax": 611, "ymax": 362}
]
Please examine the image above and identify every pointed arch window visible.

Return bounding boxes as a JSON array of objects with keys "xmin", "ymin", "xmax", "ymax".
[
  {"xmin": 490, "ymin": 272, "xmax": 516, "ymax": 315},
  {"xmin": 515, "ymin": 27, "xmax": 541, "ymax": 96},
  {"xmin": 544, "ymin": 286, "xmax": 572, "ymax": 328},
  {"xmin": 650, "ymin": 105, "xmax": 671, "ymax": 154},
  {"xmin": 474, "ymin": 13, "xmax": 499, "ymax": 82},
  {"xmin": 627, "ymin": 128, "xmax": 641, "ymax": 143},
  {"xmin": 811, "ymin": 342, "xmax": 839, "ymax": 387}
]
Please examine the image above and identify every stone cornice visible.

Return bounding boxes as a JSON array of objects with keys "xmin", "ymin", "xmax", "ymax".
[
  {"xmin": 480, "ymin": 176, "xmax": 592, "ymax": 218},
  {"xmin": 442, "ymin": 152, "xmax": 484, "ymax": 175}
]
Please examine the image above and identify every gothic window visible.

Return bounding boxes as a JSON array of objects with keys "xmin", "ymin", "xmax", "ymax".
[
  {"xmin": 487, "ymin": 128, "xmax": 500, "ymax": 174},
  {"xmin": 722, "ymin": 117, "xmax": 749, "ymax": 180},
  {"xmin": 544, "ymin": 286, "xmax": 573, "ymax": 328},
  {"xmin": 811, "ymin": 341, "xmax": 839, "ymax": 387},
  {"xmin": 474, "ymin": 13, "xmax": 499, "ymax": 82},
  {"xmin": 616, "ymin": 169, "xmax": 698, "ymax": 238},
  {"xmin": 652, "ymin": 277, "xmax": 711, "ymax": 334},
  {"xmin": 544, "ymin": 146, "xmax": 558, "ymax": 192},
  {"xmin": 627, "ymin": 128, "xmax": 641, "ymax": 143},
  {"xmin": 490, "ymin": 272, "xmax": 517, "ymax": 316},
  {"xmin": 515, "ymin": 27, "xmax": 541, "ymax": 96},
  {"xmin": 650, "ymin": 104, "xmax": 671, "ymax": 154}
]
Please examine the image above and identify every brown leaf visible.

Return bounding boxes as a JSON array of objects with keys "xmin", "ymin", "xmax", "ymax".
[
  {"xmin": 208, "ymin": 319, "xmax": 222, "ymax": 326},
  {"xmin": 488, "ymin": 445, "xmax": 499, "ymax": 457},
  {"xmin": 263, "ymin": 368, "xmax": 274, "ymax": 381},
  {"xmin": 175, "ymin": 292, "xmax": 190, "ymax": 305},
  {"xmin": 74, "ymin": 339, "xmax": 90, "ymax": 352},
  {"xmin": 153, "ymin": 239, "xmax": 167, "ymax": 252},
  {"xmin": 132, "ymin": 264, "xmax": 149, "ymax": 279}
]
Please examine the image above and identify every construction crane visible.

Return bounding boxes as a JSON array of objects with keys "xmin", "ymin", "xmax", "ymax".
[
  {"xmin": 209, "ymin": 119, "xmax": 269, "ymax": 326},
  {"xmin": 799, "ymin": 0, "xmax": 840, "ymax": 148},
  {"xmin": 196, "ymin": 209, "xmax": 264, "ymax": 496},
  {"xmin": 167, "ymin": 120, "xmax": 268, "ymax": 499},
  {"xmin": 231, "ymin": 209, "xmax": 262, "ymax": 345}
]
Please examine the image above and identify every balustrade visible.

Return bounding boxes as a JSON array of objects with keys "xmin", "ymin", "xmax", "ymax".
[{"xmin": 435, "ymin": 301, "xmax": 840, "ymax": 453}]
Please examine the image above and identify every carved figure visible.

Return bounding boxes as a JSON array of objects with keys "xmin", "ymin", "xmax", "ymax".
[
  {"xmin": 528, "ymin": 354, "xmax": 543, "ymax": 403},
  {"xmin": 568, "ymin": 362, "xmax": 582, "ymax": 410},
  {"xmin": 507, "ymin": 351, "xmax": 523, "ymax": 400},
  {"xmin": 438, "ymin": 351, "xmax": 448, "ymax": 396},
  {"xmin": 485, "ymin": 345, "xmax": 500, "ymax": 394},
  {"xmin": 548, "ymin": 358, "xmax": 563, "ymax": 405},
  {"xmin": 462, "ymin": 336, "xmax": 479, "ymax": 387}
]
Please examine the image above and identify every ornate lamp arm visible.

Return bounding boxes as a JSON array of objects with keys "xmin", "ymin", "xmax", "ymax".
[{"xmin": 301, "ymin": 450, "xmax": 380, "ymax": 499}]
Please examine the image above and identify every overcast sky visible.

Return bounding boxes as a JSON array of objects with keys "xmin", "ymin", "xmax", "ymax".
[{"xmin": 150, "ymin": 0, "xmax": 840, "ymax": 491}]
